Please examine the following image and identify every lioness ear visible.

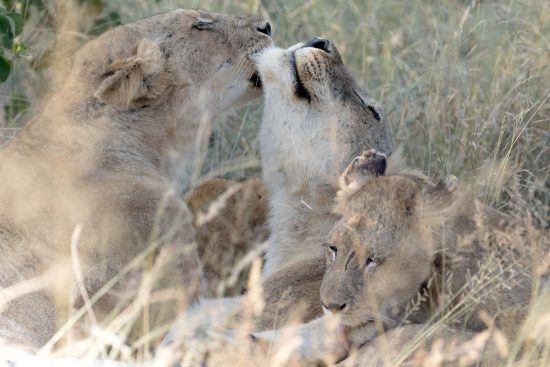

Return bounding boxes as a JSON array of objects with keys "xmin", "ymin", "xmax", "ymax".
[
  {"xmin": 339, "ymin": 149, "xmax": 387, "ymax": 190},
  {"xmin": 94, "ymin": 39, "xmax": 166, "ymax": 108},
  {"xmin": 354, "ymin": 90, "xmax": 383, "ymax": 121}
]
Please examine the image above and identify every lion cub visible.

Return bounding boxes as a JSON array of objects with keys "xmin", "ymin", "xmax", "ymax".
[
  {"xmin": 262, "ymin": 150, "xmax": 548, "ymax": 363},
  {"xmin": 321, "ymin": 150, "xmax": 547, "ymax": 341},
  {"xmin": 256, "ymin": 38, "xmax": 393, "ymax": 277}
]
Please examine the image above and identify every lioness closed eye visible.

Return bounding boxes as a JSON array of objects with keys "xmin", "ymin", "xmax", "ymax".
[{"xmin": 0, "ymin": 9, "xmax": 272, "ymax": 348}]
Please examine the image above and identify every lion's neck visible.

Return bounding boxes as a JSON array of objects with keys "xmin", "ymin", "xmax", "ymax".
[{"xmin": 263, "ymin": 180, "xmax": 338, "ymax": 277}]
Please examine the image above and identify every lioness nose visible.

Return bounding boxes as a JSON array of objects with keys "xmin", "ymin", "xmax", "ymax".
[
  {"xmin": 323, "ymin": 302, "xmax": 347, "ymax": 314},
  {"xmin": 257, "ymin": 21, "xmax": 272, "ymax": 37},
  {"xmin": 303, "ymin": 37, "xmax": 332, "ymax": 53}
]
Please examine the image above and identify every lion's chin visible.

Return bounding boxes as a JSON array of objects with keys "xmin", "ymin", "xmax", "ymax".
[
  {"xmin": 289, "ymin": 51, "xmax": 311, "ymax": 101},
  {"xmin": 338, "ymin": 321, "xmax": 379, "ymax": 351}
]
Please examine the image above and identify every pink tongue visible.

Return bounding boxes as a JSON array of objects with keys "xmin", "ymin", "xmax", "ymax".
[{"xmin": 336, "ymin": 324, "xmax": 351, "ymax": 352}]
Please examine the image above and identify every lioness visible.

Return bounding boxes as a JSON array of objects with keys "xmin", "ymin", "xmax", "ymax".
[
  {"xmin": 0, "ymin": 9, "xmax": 272, "ymax": 348},
  {"xmin": 257, "ymin": 38, "xmax": 394, "ymax": 277}
]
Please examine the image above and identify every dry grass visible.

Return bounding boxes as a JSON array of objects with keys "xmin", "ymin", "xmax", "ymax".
[{"xmin": 0, "ymin": 0, "xmax": 548, "ymax": 366}]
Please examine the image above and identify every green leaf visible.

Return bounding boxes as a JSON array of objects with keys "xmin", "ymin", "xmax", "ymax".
[
  {"xmin": 0, "ymin": 12, "xmax": 11, "ymax": 34},
  {"xmin": 0, "ymin": 11, "xmax": 18, "ymax": 48},
  {"xmin": 12, "ymin": 41, "xmax": 28, "ymax": 56},
  {"xmin": 0, "ymin": 32, "xmax": 13, "ymax": 48},
  {"xmin": 1, "ymin": 12, "xmax": 15, "ymax": 35},
  {"xmin": 0, "ymin": 54, "xmax": 11, "ymax": 82},
  {"xmin": 1, "ymin": 1, "xmax": 14, "ymax": 11},
  {"xmin": 9, "ymin": 12, "xmax": 22, "ymax": 36}
]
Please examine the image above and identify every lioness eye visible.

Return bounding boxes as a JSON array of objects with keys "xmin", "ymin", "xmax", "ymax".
[
  {"xmin": 366, "ymin": 257, "xmax": 377, "ymax": 271},
  {"xmin": 192, "ymin": 19, "xmax": 215, "ymax": 30}
]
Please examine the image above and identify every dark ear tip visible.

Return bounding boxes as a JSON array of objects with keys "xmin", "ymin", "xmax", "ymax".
[
  {"xmin": 374, "ymin": 155, "xmax": 387, "ymax": 176},
  {"xmin": 354, "ymin": 150, "xmax": 387, "ymax": 176}
]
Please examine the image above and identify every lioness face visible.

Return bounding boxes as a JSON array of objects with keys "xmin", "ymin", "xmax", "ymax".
[
  {"xmin": 159, "ymin": 10, "xmax": 273, "ymax": 101},
  {"xmin": 86, "ymin": 9, "xmax": 272, "ymax": 110},
  {"xmin": 256, "ymin": 38, "xmax": 393, "ymax": 185},
  {"xmin": 320, "ymin": 175, "xmax": 432, "ymax": 330}
]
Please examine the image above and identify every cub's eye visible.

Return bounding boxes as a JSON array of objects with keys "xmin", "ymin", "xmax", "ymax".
[
  {"xmin": 365, "ymin": 257, "xmax": 377, "ymax": 271},
  {"xmin": 325, "ymin": 244, "xmax": 337, "ymax": 263}
]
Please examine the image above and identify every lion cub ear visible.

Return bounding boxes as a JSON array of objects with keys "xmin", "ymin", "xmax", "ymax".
[
  {"xmin": 94, "ymin": 39, "xmax": 166, "ymax": 108},
  {"xmin": 420, "ymin": 174, "xmax": 461, "ymax": 229},
  {"xmin": 335, "ymin": 149, "xmax": 387, "ymax": 211},
  {"xmin": 339, "ymin": 149, "xmax": 387, "ymax": 190}
]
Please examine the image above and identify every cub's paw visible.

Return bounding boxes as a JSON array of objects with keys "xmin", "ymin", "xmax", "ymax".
[{"xmin": 346, "ymin": 323, "xmax": 380, "ymax": 350}]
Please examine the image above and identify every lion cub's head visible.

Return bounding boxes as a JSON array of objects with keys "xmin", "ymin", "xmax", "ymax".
[
  {"xmin": 256, "ymin": 39, "xmax": 393, "ymax": 186},
  {"xmin": 70, "ymin": 9, "xmax": 272, "ymax": 110},
  {"xmin": 320, "ymin": 150, "xmax": 455, "ymax": 333}
]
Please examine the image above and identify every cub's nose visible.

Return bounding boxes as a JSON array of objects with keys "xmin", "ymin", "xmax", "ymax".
[
  {"xmin": 256, "ymin": 21, "xmax": 272, "ymax": 37},
  {"xmin": 322, "ymin": 301, "xmax": 347, "ymax": 314},
  {"xmin": 303, "ymin": 37, "xmax": 332, "ymax": 53}
]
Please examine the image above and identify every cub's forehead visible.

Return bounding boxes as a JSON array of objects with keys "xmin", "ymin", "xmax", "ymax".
[
  {"xmin": 345, "ymin": 176, "xmax": 422, "ymax": 213},
  {"xmin": 328, "ymin": 218, "xmax": 401, "ymax": 260},
  {"xmin": 334, "ymin": 212, "xmax": 405, "ymax": 241},
  {"xmin": 331, "ymin": 175, "xmax": 424, "ymax": 247}
]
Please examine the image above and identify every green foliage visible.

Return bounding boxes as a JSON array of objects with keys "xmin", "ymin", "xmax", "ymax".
[
  {"xmin": 3, "ymin": 92, "xmax": 27, "ymax": 123},
  {"xmin": 2, "ymin": 0, "xmax": 44, "ymax": 17},
  {"xmin": 0, "ymin": 2, "xmax": 28, "ymax": 82}
]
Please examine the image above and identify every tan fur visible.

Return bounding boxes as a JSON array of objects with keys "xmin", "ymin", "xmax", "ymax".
[
  {"xmin": 250, "ymin": 151, "xmax": 546, "ymax": 364},
  {"xmin": 338, "ymin": 325, "xmax": 491, "ymax": 367},
  {"xmin": 166, "ymin": 40, "xmax": 544, "ymax": 364},
  {"xmin": 256, "ymin": 39, "xmax": 393, "ymax": 277},
  {"xmin": 185, "ymin": 178, "xmax": 269, "ymax": 297},
  {"xmin": 0, "ymin": 213, "xmax": 56, "ymax": 348},
  {"xmin": 318, "ymin": 150, "xmax": 548, "ymax": 347},
  {"xmin": 258, "ymin": 257, "xmax": 325, "ymax": 330},
  {"xmin": 0, "ymin": 9, "xmax": 272, "ymax": 348},
  {"xmin": 163, "ymin": 39, "xmax": 393, "ymax": 361}
]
